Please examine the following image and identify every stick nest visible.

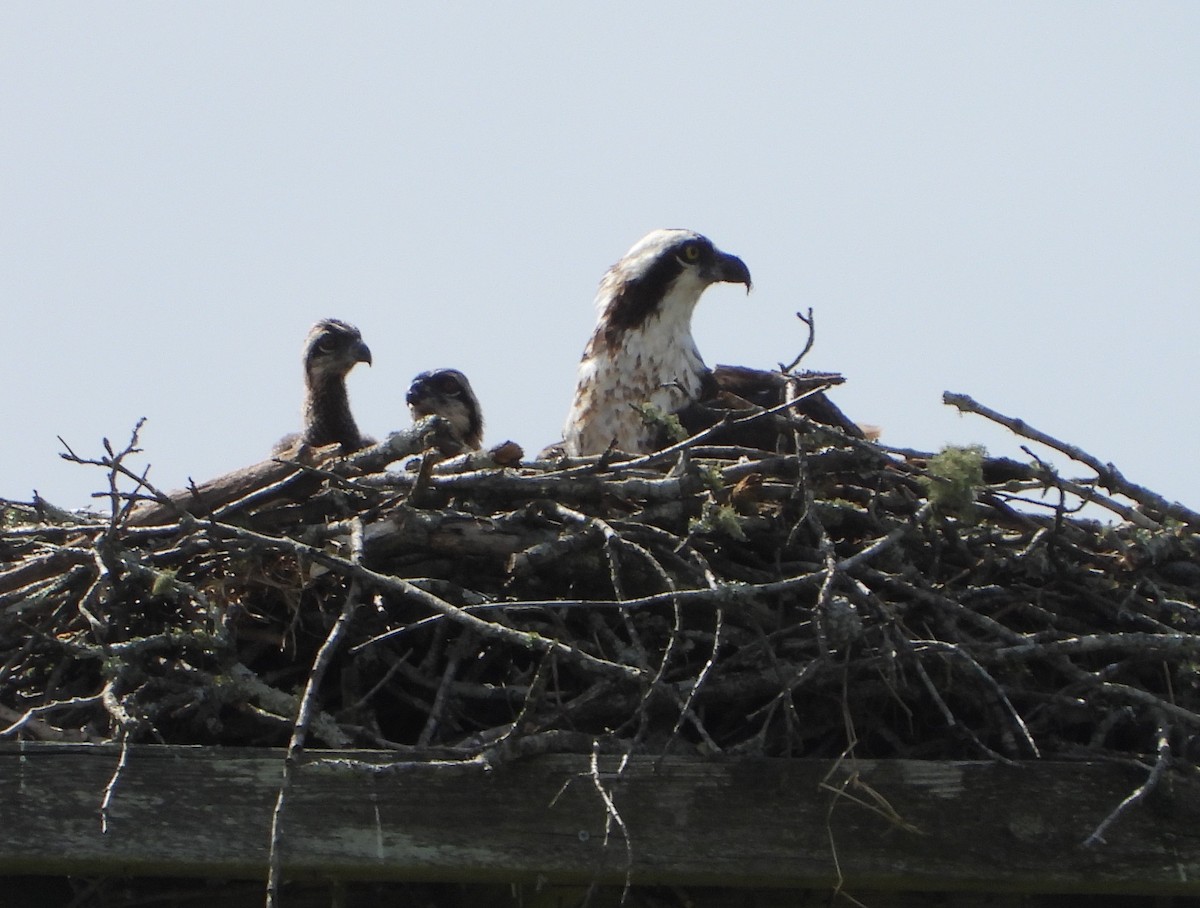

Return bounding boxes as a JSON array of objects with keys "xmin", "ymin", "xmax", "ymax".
[{"xmin": 2, "ymin": 375, "xmax": 1199, "ymax": 769}]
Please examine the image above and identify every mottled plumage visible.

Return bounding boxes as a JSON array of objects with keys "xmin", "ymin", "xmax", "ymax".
[
  {"xmin": 276, "ymin": 319, "xmax": 373, "ymax": 454},
  {"xmin": 563, "ymin": 229, "xmax": 751, "ymax": 455},
  {"xmin": 406, "ymin": 368, "xmax": 485, "ymax": 454}
]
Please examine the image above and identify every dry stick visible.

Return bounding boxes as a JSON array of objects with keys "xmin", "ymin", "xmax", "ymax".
[
  {"xmin": 339, "ymin": 417, "xmax": 451, "ymax": 474},
  {"xmin": 556, "ymin": 505, "xmax": 652, "ymax": 679},
  {"xmin": 820, "ymin": 767, "xmax": 879, "ymax": 908},
  {"xmin": 265, "ymin": 519, "xmax": 365, "ymax": 908},
  {"xmin": 221, "ymin": 663, "xmax": 351, "ymax": 748},
  {"xmin": 947, "ymin": 645, "xmax": 1040, "ymax": 759},
  {"xmin": 528, "ymin": 502, "xmax": 933, "ymax": 613},
  {"xmin": 943, "ymin": 391, "xmax": 1200, "ymax": 529},
  {"xmin": 508, "ymin": 520, "xmax": 606, "ymax": 578},
  {"xmin": 1017, "ymin": 444, "xmax": 1149, "ymax": 531},
  {"xmin": 857, "ymin": 567, "xmax": 1028, "ymax": 645},
  {"xmin": 589, "ymin": 741, "xmax": 635, "ymax": 907},
  {"xmin": 913, "ymin": 639, "xmax": 1039, "ymax": 759},
  {"xmin": 418, "ymin": 631, "xmax": 473, "ymax": 747},
  {"xmin": 58, "ymin": 421, "xmax": 183, "ymax": 521},
  {"xmin": 991, "ymin": 478, "xmax": 1155, "ymax": 529},
  {"xmin": 99, "ymin": 734, "xmax": 129, "ymax": 835},
  {"xmin": 779, "ymin": 307, "xmax": 817, "ymax": 373},
  {"xmin": 99, "ymin": 676, "xmax": 139, "ymax": 736},
  {"xmin": 406, "ymin": 449, "xmax": 440, "ymax": 508},
  {"xmin": 93, "ymin": 642, "xmax": 145, "ymax": 830},
  {"xmin": 616, "ymin": 520, "xmax": 727, "ymax": 753},
  {"xmin": 401, "ymin": 469, "xmax": 697, "ymax": 506},
  {"xmin": 866, "ymin": 567, "xmax": 1200, "ymax": 735},
  {"xmin": 902, "ymin": 637, "xmax": 1013, "ymax": 764},
  {"xmin": 993, "ymin": 632, "xmax": 1200, "ymax": 663},
  {"xmin": 1083, "ymin": 713, "xmax": 1171, "ymax": 847},
  {"xmin": 99, "ymin": 422, "xmax": 148, "ymax": 526},
  {"xmin": 785, "ymin": 372, "xmax": 839, "ymax": 659},
  {"xmin": 638, "ymin": 549, "xmax": 715, "ymax": 755},
  {"xmin": 0, "ymin": 548, "xmax": 92, "ymax": 598},
  {"xmin": 200, "ymin": 517, "xmax": 641, "ymax": 682},
  {"xmin": 75, "ymin": 552, "xmax": 111, "ymax": 638},
  {"xmin": 989, "ymin": 635, "xmax": 1200, "ymax": 732},
  {"xmin": 667, "ymin": 605, "xmax": 724, "ymax": 755},
  {"xmin": 376, "ymin": 501, "xmax": 935, "ymax": 631},
  {"xmin": 482, "ymin": 654, "xmax": 552, "ymax": 759},
  {"xmin": 543, "ymin": 384, "xmax": 837, "ymax": 479},
  {"xmin": 205, "ymin": 464, "xmax": 317, "ymax": 521},
  {"xmin": 0, "ymin": 694, "xmax": 104, "ymax": 739},
  {"xmin": 1093, "ymin": 679, "xmax": 1200, "ymax": 731},
  {"xmin": 541, "ymin": 502, "xmax": 722, "ymax": 753},
  {"xmin": 124, "ymin": 420, "xmax": 444, "ymax": 527},
  {"xmin": 61, "ymin": 424, "xmax": 169, "ymax": 643},
  {"xmin": 57, "ymin": 630, "xmax": 220, "ymax": 662}
]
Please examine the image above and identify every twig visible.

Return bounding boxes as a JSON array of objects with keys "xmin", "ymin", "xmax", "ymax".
[
  {"xmin": 667, "ymin": 606, "xmax": 724, "ymax": 755},
  {"xmin": 544, "ymin": 384, "xmax": 837, "ymax": 479},
  {"xmin": 202, "ymin": 518, "xmax": 643, "ymax": 682},
  {"xmin": 943, "ymin": 391, "xmax": 1200, "ymax": 529},
  {"xmin": 58, "ymin": 422, "xmax": 181, "ymax": 522},
  {"xmin": 99, "ymin": 734, "xmax": 129, "ymax": 834},
  {"xmin": 266, "ymin": 519, "xmax": 365, "ymax": 908},
  {"xmin": 218, "ymin": 664, "xmax": 351, "ymax": 748},
  {"xmin": 589, "ymin": 742, "xmax": 634, "ymax": 906},
  {"xmin": 1083, "ymin": 713, "xmax": 1172, "ymax": 847},
  {"xmin": 990, "ymin": 478, "xmax": 1157, "ymax": 529},
  {"xmin": 473, "ymin": 502, "xmax": 933, "ymax": 619},
  {"xmin": 780, "ymin": 307, "xmax": 817, "ymax": 372},
  {"xmin": 418, "ymin": 630, "xmax": 473, "ymax": 747},
  {"xmin": 993, "ymin": 632, "xmax": 1200, "ymax": 663},
  {"xmin": 0, "ymin": 694, "xmax": 104, "ymax": 740}
]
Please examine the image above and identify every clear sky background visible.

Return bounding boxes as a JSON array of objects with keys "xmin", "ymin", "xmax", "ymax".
[{"xmin": 2, "ymin": 4, "xmax": 1197, "ymax": 515}]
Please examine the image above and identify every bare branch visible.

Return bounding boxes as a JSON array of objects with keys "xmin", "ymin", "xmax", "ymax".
[{"xmin": 944, "ymin": 391, "xmax": 1200, "ymax": 529}]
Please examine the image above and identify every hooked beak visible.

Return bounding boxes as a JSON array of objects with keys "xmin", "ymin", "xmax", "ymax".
[
  {"xmin": 713, "ymin": 250, "xmax": 752, "ymax": 292},
  {"xmin": 405, "ymin": 371, "xmax": 433, "ymax": 407}
]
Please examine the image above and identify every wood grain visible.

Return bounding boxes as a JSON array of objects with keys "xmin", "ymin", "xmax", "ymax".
[{"xmin": 2, "ymin": 744, "xmax": 1199, "ymax": 894}]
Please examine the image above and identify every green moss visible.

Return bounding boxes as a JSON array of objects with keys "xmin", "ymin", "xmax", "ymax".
[
  {"xmin": 632, "ymin": 402, "xmax": 687, "ymax": 444},
  {"xmin": 923, "ymin": 444, "xmax": 986, "ymax": 517},
  {"xmin": 699, "ymin": 464, "xmax": 725, "ymax": 492},
  {"xmin": 151, "ymin": 569, "xmax": 180, "ymax": 598},
  {"xmin": 689, "ymin": 501, "xmax": 748, "ymax": 541}
]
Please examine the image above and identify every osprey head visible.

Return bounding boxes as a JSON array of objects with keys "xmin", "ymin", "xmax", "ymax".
[
  {"xmin": 406, "ymin": 368, "xmax": 485, "ymax": 452},
  {"xmin": 289, "ymin": 318, "xmax": 373, "ymax": 453},
  {"xmin": 596, "ymin": 229, "xmax": 751, "ymax": 351},
  {"xmin": 303, "ymin": 318, "xmax": 372, "ymax": 382},
  {"xmin": 562, "ymin": 229, "xmax": 752, "ymax": 456}
]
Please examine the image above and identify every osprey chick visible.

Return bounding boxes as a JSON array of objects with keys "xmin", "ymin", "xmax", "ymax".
[
  {"xmin": 563, "ymin": 229, "xmax": 751, "ymax": 455},
  {"xmin": 406, "ymin": 368, "xmax": 485, "ymax": 454},
  {"xmin": 276, "ymin": 319, "xmax": 373, "ymax": 454}
]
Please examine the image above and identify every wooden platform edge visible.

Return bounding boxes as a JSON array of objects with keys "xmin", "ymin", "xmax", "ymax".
[{"xmin": 1, "ymin": 743, "xmax": 1199, "ymax": 894}]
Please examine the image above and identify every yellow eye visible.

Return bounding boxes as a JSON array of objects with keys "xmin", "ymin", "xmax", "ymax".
[{"xmin": 682, "ymin": 243, "xmax": 702, "ymax": 262}]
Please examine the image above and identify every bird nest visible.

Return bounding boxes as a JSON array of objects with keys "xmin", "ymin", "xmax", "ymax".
[{"xmin": 2, "ymin": 377, "xmax": 1199, "ymax": 774}]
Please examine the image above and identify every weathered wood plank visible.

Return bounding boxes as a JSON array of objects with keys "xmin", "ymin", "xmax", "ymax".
[{"xmin": 1, "ymin": 744, "xmax": 1198, "ymax": 894}]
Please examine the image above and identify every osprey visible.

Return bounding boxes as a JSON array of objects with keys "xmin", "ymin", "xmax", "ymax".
[
  {"xmin": 562, "ymin": 229, "xmax": 751, "ymax": 455},
  {"xmin": 275, "ymin": 318, "xmax": 373, "ymax": 454},
  {"xmin": 406, "ymin": 368, "xmax": 485, "ymax": 454}
]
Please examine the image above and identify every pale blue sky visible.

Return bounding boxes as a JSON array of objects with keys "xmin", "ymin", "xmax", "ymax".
[{"xmin": 2, "ymin": 4, "xmax": 1197, "ymax": 514}]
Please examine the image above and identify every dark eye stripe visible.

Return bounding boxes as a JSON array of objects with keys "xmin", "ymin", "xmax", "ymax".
[{"xmin": 601, "ymin": 237, "xmax": 713, "ymax": 346}]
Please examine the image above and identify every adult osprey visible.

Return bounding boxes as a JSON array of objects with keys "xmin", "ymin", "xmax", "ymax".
[
  {"xmin": 276, "ymin": 318, "xmax": 373, "ymax": 454},
  {"xmin": 406, "ymin": 368, "xmax": 485, "ymax": 454},
  {"xmin": 562, "ymin": 229, "xmax": 751, "ymax": 455}
]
